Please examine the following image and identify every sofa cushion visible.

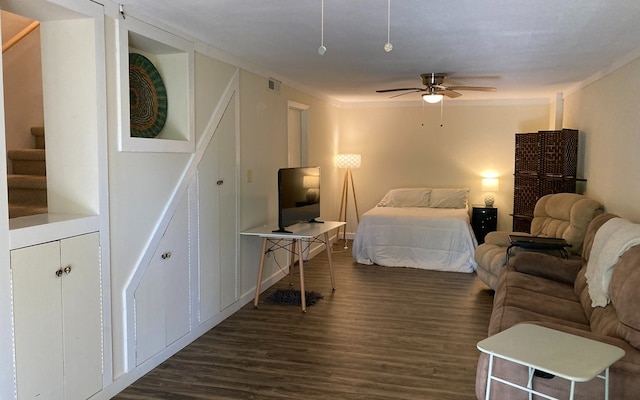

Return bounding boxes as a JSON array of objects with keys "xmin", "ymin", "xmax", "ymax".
[
  {"xmin": 574, "ymin": 267, "xmax": 596, "ymax": 321},
  {"xmin": 489, "ymin": 267, "xmax": 590, "ymax": 336},
  {"xmin": 580, "ymin": 213, "xmax": 619, "ymax": 260},
  {"xmin": 512, "ymin": 252, "xmax": 582, "ymax": 285},
  {"xmin": 606, "ymin": 245, "xmax": 640, "ymax": 349}
]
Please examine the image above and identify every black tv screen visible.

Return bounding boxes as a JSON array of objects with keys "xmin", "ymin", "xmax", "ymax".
[{"xmin": 275, "ymin": 167, "xmax": 321, "ymax": 232}]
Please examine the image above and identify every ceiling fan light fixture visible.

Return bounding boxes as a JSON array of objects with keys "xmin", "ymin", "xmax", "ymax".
[{"xmin": 422, "ymin": 93, "xmax": 443, "ymax": 103}]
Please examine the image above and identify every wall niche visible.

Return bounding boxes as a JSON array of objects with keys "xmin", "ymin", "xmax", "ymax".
[{"xmin": 117, "ymin": 17, "xmax": 195, "ymax": 153}]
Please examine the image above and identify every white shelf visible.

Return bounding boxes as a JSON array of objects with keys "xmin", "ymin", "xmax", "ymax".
[{"xmin": 9, "ymin": 214, "xmax": 99, "ymax": 250}]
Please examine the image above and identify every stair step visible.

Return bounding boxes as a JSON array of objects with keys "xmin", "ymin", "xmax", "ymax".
[
  {"xmin": 8, "ymin": 174, "xmax": 47, "ymax": 189},
  {"xmin": 7, "ymin": 149, "xmax": 46, "ymax": 176},
  {"xmin": 7, "ymin": 175, "xmax": 47, "ymax": 206},
  {"xmin": 31, "ymin": 126, "xmax": 45, "ymax": 150},
  {"xmin": 7, "ymin": 148, "xmax": 45, "ymax": 161},
  {"xmin": 9, "ymin": 204, "xmax": 48, "ymax": 219}
]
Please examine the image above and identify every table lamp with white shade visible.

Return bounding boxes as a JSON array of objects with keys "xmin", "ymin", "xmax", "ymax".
[{"xmin": 481, "ymin": 178, "xmax": 499, "ymax": 207}]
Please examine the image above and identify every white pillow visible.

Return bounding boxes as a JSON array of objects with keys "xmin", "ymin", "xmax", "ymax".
[
  {"xmin": 377, "ymin": 188, "xmax": 432, "ymax": 207},
  {"xmin": 429, "ymin": 188, "xmax": 469, "ymax": 209}
]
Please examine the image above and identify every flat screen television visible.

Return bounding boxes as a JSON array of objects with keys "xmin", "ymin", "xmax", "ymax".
[{"xmin": 275, "ymin": 166, "xmax": 322, "ymax": 233}]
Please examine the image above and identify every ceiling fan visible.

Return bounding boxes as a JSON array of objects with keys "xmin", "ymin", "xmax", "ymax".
[{"xmin": 376, "ymin": 73, "xmax": 497, "ymax": 103}]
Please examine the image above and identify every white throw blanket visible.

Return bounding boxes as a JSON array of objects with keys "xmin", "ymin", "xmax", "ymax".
[{"xmin": 585, "ymin": 217, "xmax": 640, "ymax": 307}]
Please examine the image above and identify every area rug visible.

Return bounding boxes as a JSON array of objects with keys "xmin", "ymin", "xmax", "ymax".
[{"xmin": 266, "ymin": 289, "xmax": 323, "ymax": 307}]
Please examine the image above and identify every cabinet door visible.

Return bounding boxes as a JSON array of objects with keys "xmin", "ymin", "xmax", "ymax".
[
  {"xmin": 135, "ymin": 196, "xmax": 190, "ymax": 365},
  {"xmin": 217, "ymin": 98, "xmax": 238, "ymax": 311},
  {"xmin": 60, "ymin": 232, "xmax": 103, "ymax": 399},
  {"xmin": 12, "ymin": 234, "xmax": 102, "ymax": 400},
  {"xmin": 163, "ymin": 195, "xmax": 190, "ymax": 345},
  {"xmin": 198, "ymin": 128, "xmax": 222, "ymax": 321},
  {"xmin": 12, "ymin": 241, "xmax": 64, "ymax": 400},
  {"xmin": 198, "ymin": 100, "xmax": 238, "ymax": 322},
  {"xmin": 135, "ymin": 256, "xmax": 165, "ymax": 364}
]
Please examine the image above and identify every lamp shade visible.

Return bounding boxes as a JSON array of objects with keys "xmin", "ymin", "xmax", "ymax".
[
  {"xmin": 481, "ymin": 178, "xmax": 499, "ymax": 192},
  {"xmin": 335, "ymin": 154, "xmax": 361, "ymax": 169}
]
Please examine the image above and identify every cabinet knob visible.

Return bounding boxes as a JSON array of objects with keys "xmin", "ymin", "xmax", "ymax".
[
  {"xmin": 55, "ymin": 268, "xmax": 63, "ymax": 277},
  {"xmin": 64, "ymin": 266, "xmax": 72, "ymax": 274},
  {"xmin": 161, "ymin": 251, "xmax": 172, "ymax": 260},
  {"xmin": 216, "ymin": 180, "xmax": 224, "ymax": 186}
]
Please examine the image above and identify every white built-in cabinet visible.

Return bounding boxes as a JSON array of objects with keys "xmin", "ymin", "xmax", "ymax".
[
  {"xmin": 135, "ymin": 193, "xmax": 191, "ymax": 365},
  {"xmin": 198, "ymin": 95, "xmax": 238, "ymax": 323},
  {"xmin": 11, "ymin": 232, "xmax": 102, "ymax": 400}
]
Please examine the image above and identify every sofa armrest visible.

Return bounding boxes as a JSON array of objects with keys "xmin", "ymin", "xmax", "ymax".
[
  {"xmin": 484, "ymin": 231, "xmax": 529, "ymax": 247},
  {"xmin": 511, "ymin": 252, "xmax": 583, "ymax": 284}
]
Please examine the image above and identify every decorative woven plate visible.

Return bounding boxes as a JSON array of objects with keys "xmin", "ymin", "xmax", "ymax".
[{"xmin": 129, "ymin": 53, "xmax": 168, "ymax": 138}]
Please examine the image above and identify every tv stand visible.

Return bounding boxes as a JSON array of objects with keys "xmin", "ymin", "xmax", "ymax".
[{"xmin": 242, "ymin": 220, "xmax": 345, "ymax": 313}]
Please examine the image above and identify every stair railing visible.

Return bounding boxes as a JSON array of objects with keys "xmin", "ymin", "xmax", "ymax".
[{"xmin": 2, "ymin": 20, "xmax": 40, "ymax": 54}]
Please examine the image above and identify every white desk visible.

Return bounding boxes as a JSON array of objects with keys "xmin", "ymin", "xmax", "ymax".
[
  {"xmin": 477, "ymin": 324, "xmax": 625, "ymax": 400},
  {"xmin": 241, "ymin": 220, "xmax": 345, "ymax": 313}
]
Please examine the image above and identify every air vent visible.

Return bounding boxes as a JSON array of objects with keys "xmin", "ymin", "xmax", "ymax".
[{"xmin": 268, "ymin": 78, "xmax": 281, "ymax": 92}]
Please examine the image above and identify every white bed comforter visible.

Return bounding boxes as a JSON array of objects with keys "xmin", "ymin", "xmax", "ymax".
[{"xmin": 352, "ymin": 206, "xmax": 478, "ymax": 272}]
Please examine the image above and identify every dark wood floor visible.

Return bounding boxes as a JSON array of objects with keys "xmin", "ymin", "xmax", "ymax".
[{"xmin": 114, "ymin": 241, "xmax": 494, "ymax": 399}]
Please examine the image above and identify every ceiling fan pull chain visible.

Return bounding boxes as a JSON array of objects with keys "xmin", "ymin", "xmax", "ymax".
[
  {"xmin": 318, "ymin": 0, "xmax": 327, "ymax": 55},
  {"xmin": 384, "ymin": 0, "xmax": 393, "ymax": 52},
  {"xmin": 440, "ymin": 99, "xmax": 445, "ymax": 127}
]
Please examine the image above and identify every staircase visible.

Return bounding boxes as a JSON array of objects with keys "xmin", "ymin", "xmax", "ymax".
[{"xmin": 7, "ymin": 127, "xmax": 47, "ymax": 218}]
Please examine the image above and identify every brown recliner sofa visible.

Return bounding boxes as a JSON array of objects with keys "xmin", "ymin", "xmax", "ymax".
[
  {"xmin": 475, "ymin": 193, "xmax": 604, "ymax": 290},
  {"xmin": 476, "ymin": 213, "xmax": 640, "ymax": 399}
]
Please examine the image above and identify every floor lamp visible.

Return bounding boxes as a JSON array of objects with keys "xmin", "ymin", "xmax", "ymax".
[{"xmin": 335, "ymin": 154, "xmax": 361, "ymax": 249}]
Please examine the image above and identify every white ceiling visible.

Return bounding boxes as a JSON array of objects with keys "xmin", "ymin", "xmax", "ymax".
[{"xmin": 121, "ymin": 0, "xmax": 640, "ymax": 104}]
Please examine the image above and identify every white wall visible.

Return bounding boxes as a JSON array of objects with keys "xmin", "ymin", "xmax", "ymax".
[
  {"xmin": 238, "ymin": 70, "xmax": 341, "ymax": 297},
  {"xmin": 563, "ymin": 56, "xmax": 640, "ymax": 222},
  {"xmin": 338, "ymin": 101, "xmax": 551, "ymax": 232}
]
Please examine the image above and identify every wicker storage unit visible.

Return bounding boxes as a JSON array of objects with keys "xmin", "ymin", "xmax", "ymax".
[{"xmin": 512, "ymin": 129, "xmax": 581, "ymax": 232}]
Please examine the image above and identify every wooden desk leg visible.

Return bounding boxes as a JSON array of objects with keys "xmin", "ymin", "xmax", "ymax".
[
  {"xmin": 297, "ymin": 239, "xmax": 307, "ymax": 313},
  {"xmin": 253, "ymin": 238, "xmax": 268, "ymax": 308},
  {"xmin": 324, "ymin": 232, "xmax": 336, "ymax": 290}
]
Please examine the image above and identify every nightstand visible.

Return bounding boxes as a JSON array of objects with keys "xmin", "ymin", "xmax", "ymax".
[{"xmin": 472, "ymin": 205, "xmax": 498, "ymax": 244}]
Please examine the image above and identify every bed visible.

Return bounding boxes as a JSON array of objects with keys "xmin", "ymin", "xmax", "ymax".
[{"xmin": 352, "ymin": 188, "xmax": 478, "ymax": 272}]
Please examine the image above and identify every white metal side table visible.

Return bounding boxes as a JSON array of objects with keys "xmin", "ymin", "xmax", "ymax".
[{"xmin": 477, "ymin": 323, "xmax": 625, "ymax": 400}]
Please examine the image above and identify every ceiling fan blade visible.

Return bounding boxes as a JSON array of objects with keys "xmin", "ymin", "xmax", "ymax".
[
  {"xmin": 441, "ymin": 90, "xmax": 462, "ymax": 98},
  {"xmin": 376, "ymin": 87, "xmax": 424, "ymax": 93},
  {"xmin": 390, "ymin": 90, "xmax": 422, "ymax": 98},
  {"xmin": 445, "ymin": 85, "xmax": 497, "ymax": 92}
]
